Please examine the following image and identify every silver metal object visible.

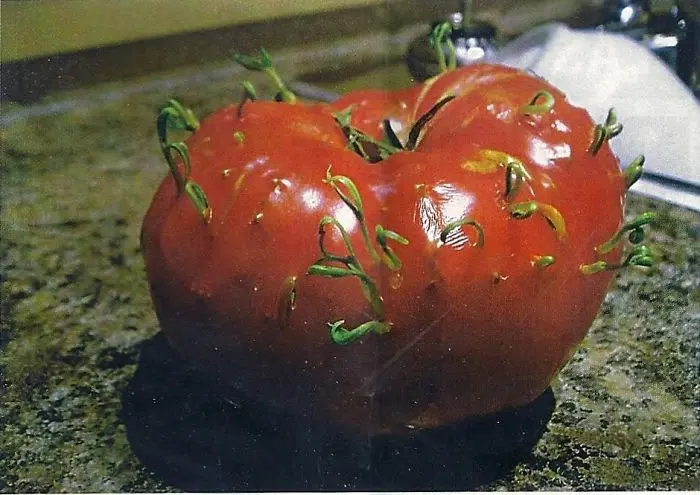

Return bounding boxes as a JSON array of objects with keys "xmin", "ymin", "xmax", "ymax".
[
  {"xmin": 599, "ymin": 0, "xmax": 699, "ymax": 97},
  {"xmin": 405, "ymin": 0, "xmax": 498, "ymax": 81}
]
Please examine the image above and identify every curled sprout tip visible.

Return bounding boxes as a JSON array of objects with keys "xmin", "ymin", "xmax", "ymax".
[
  {"xmin": 157, "ymin": 99, "xmax": 199, "ymax": 144},
  {"xmin": 521, "ymin": 90, "xmax": 555, "ymax": 116},
  {"xmin": 581, "ymin": 244, "xmax": 654, "ymax": 274},
  {"xmin": 579, "ymin": 260, "xmax": 608, "ymax": 275},
  {"xmin": 462, "ymin": 149, "xmax": 530, "ymax": 195},
  {"xmin": 324, "ymin": 167, "xmax": 365, "ymax": 221},
  {"xmin": 596, "ymin": 211, "xmax": 657, "ymax": 254},
  {"xmin": 156, "ymin": 101, "xmax": 212, "ymax": 222},
  {"xmin": 589, "ymin": 107, "xmax": 623, "ymax": 156},
  {"xmin": 316, "ymin": 215, "xmax": 357, "ymax": 262},
  {"xmin": 509, "ymin": 201, "xmax": 567, "ymax": 240},
  {"xmin": 376, "ymin": 224, "xmax": 409, "ymax": 271},
  {"xmin": 232, "ymin": 48, "xmax": 272, "ymax": 71},
  {"xmin": 328, "ymin": 319, "xmax": 391, "ymax": 346},
  {"xmin": 184, "ymin": 181, "xmax": 212, "ymax": 223},
  {"xmin": 429, "ymin": 21, "xmax": 456, "ymax": 72},
  {"xmin": 505, "ymin": 160, "xmax": 532, "ymax": 200},
  {"xmin": 440, "ymin": 218, "xmax": 485, "ymax": 247},
  {"xmin": 162, "ymin": 141, "xmax": 191, "ymax": 194},
  {"xmin": 242, "ymin": 81, "xmax": 257, "ymax": 100}
]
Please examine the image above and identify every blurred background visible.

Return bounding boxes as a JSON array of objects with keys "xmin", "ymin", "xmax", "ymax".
[
  {"xmin": 3, "ymin": 0, "xmax": 667, "ymax": 103},
  {"xmin": 4, "ymin": 0, "xmax": 697, "ymax": 207}
]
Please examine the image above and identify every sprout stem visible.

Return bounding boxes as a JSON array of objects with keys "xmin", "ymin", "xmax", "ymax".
[
  {"xmin": 406, "ymin": 95, "xmax": 455, "ymax": 151},
  {"xmin": 589, "ymin": 108, "xmax": 623, "ymax": 155},
  {"xmin": 155, "ymin": 99, "xmax": 212, "ymax": 223},
  {"xmin": 323, "ymin": 167, "xmax": 380, "ymax": 263},
  {"xmin": 232, "ymin": 48, "xmax": 297, "ymax": 104},
  {"xmin": 581, "ymin": 244, "xmax": 654, "ymax": 274},
  {"xmin": 376, "ymin": 224, "xmax": 410, "ymax": 270},
  {"xmin": 307, "ymin": 217, "xmax": 384, "ymax": 318},
  {"xmin": 623, "ymin": 154, "xmax": 645, "ymax": 189},
  {"xmin": 462, "ymin": 150, "xmax": 531, "ymax": 200},
  {"xmin": 596, "ymin": 212, "xmax": 656, "ymax": 254},
  {"xmin": 333, "ymin": 107, "xmax": 400, "ymax": 161},
  {"xmin": 307, "ymin": 170, "xmax": 410, "ymax": 344},
  {"xmin": 237, "ymin": 81, "xmax": 257, "ymax": 117},
  {"xmin": 429, "ymin": 22, "xmax": 456, "ymax": 73}
]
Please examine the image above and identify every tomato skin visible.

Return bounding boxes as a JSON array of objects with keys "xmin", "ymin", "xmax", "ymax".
[{"xmin": 142, "ymin": 64, "xmax": 628, "ymax": 435}]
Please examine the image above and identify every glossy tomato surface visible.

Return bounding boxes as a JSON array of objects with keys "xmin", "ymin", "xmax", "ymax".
[{"xmin": 141, "ymin": 64, "xmax": 629, "ymax": 435}]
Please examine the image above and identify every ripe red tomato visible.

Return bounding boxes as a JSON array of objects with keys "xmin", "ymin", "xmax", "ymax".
[{"xmin": 141, "ymin": 59, "xmax": 653, "ymax": 435}]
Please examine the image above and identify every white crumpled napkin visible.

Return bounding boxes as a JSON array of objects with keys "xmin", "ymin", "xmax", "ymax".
[{"xmin": 493, "ymin": 22, "xmax": 700, "ymax": 210}]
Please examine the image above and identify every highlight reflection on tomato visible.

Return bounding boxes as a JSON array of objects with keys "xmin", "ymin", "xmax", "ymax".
[{"xmin": 140, "ymin": 46, "xmax": 654, "ymax": 436}]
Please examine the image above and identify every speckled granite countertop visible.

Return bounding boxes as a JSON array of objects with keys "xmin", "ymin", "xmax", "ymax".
[{"xmin": 1, "ymin": 32, "xmax": 699, "ymax": 492}]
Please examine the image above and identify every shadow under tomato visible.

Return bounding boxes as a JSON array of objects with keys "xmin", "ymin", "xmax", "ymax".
[{"xmin": 121, "ymin": 333, "xmax": 555, "ymax": 491}]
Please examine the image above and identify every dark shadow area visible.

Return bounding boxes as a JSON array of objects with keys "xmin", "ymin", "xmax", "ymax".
[{"xmin": 121, "ymin": 333, "xmax": 555, "ymax": 491}]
